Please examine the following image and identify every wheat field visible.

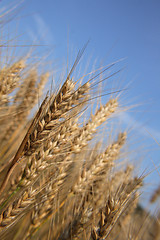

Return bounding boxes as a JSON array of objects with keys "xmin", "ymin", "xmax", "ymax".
[{"xmin": 0, "ymin": 5, "xmax": 160, "ymax": 240}]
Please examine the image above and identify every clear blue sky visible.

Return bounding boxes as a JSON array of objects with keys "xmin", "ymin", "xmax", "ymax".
[{"xmin": 1, "ymin": 0, "xmax": 160, "ymax": 210}]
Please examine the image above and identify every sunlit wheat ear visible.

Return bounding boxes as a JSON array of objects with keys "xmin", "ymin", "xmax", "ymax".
[
  {"xmin": 112, "ymin": 192, "xmax": 139, "ymax": 229},
  {"xmin": 0, "ymin": 60, "xmax": 25, "ymax": 97},
  {"xmin": 70, "ymin": 98, "xmax": 118, "ymax": 153},
  {"xmin": 4, "ymin": 82, "xmax": 90, "ymax": 192},
  {"xmin": 90, "ymin": 177, "xmax": 143, "ymax": 240},
  {"xmin": 0, "ymin": 65, "xmax": 49, "ymax": 169},
  {"xmin": 72, "ymin": 132, "xmax": 126, "ymax": 194},
  {"xmin": 0, "ymin": 59, "xmax": 26, "ymax": 139}
]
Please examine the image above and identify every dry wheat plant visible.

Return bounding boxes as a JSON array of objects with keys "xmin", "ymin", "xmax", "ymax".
[{"xmin": 0, "ymin": 6, "xmax": 160, "ymax": 240}]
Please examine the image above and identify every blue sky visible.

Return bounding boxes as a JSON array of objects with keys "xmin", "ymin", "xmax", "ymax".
[{"xmin": 1, "ymin": 0, "xmax": 160, "ymax": 210}]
